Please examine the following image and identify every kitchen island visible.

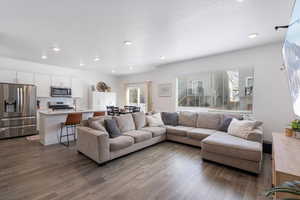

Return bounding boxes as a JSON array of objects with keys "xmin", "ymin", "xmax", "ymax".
[{"xmin": 39, "ymin": 109, "xmax": 105, "ymax": 146}]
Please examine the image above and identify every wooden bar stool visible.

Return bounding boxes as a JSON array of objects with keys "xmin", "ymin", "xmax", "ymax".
[
  {"xmin": 59, "ymin": 113, "xmax": 82, "ymax": 146},
  {"xmin": 93, "ymin": 111, "xmax": 105, "ymax": 117}
]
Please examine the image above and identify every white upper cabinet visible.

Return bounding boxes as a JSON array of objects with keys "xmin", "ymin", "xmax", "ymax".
[
  {"xmin": 16, "ymin": 72, "xmax": 34, "ymax": 84},
  {"xmin": 35, "ymin": 73, "xmax": 51, "ymax": 97},
  {"xmin": 0, "ymin": 70, "xmax": 17, "ymax": 83},
  {"xmin": 71, "ymin": 78, "xmax": 84, "ymax": 98},
  {"xmin": 51, "ymin": 75, "xmax": 71, "ymax": 88}
]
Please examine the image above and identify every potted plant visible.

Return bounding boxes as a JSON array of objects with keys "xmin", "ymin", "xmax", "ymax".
[
  {"xmin": 291, "ymin": 120, "xmax": 300, "ymax": 138},
  {"xmin": 265, "ymin": 181, "xmax": 300, "ymax": 199}
]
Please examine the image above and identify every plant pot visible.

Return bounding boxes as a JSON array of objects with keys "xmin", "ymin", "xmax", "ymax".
[{"xmin": 285, "ymin": 128, "xmax": 294, "ymax": 137}]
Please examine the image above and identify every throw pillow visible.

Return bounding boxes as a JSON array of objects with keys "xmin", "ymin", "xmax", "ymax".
[
  {"xmin": 146, "ymin": 113, "xmax": 164, "ymax": 127},
  {"xmin": 227, "ymin": 119, "xmax": 257, "ymax": 139},
  {"xmin": 88, "ymin": 116, "xmax": 111, "ymax": 132},
  {"xmin": 89, "ymin": 120, "xmax": 107, "ymax": 132},
  {"xmin": 254, "ymin": 121, "xmax": 263, "ymax": 128},
  {"xmin": 132, "ymin": 112, "xmax": 146, "ymax": 129},
  {"xmin": 104, "ymin": 119, "xmax": 122, "ymax": 138},
  {"xmin": 161, "ymin": 112, "xmax": 178, "ymax": 126},
  {"xmin": 218, "ymin": 116, "xmax": 233, "ymax": 132}
]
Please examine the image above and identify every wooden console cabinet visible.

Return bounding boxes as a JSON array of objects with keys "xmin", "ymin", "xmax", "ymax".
[{"xmin": 272, "ymin": 132, "xmax": 300, "ymax": 199}]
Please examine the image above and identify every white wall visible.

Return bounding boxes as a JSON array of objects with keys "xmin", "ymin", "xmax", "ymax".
[
  {"xmin": 0, "ymin": 56, "xmax": 118, "ymax": 109},
  {"xmin": 119, "ymin": 42, "xmax": 294, "ymax": 141}
]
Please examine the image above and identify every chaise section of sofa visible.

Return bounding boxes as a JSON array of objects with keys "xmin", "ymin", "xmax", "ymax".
[
  {"xmin": 201, "ymin": 131, "xmax": 263, "ymax": 173},
  {"xmin": 164, "ymin": 111, "xmax": 263, "ymax": 173}
]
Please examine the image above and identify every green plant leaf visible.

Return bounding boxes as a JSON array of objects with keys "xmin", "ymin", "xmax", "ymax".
[
  {"xmin": 282, "ymin": 198, "xmax": 300, "ymax": 200},
  {"xmin": 265, "ymin": 181, "xmax": 300, "ymax": 198}
]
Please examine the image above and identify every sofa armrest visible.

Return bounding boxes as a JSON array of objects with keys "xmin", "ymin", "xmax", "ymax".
[
  {"xmin": 77, "ymin": 126, "xmax": 110, "ymax": 164},
  {"xmin": 246, "ymin": 126, "xmax": 263, "ymax": 143}
]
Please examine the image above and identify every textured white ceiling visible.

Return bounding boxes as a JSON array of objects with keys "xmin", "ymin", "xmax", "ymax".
[{"xmin": 0, "ymin": 0, "xmax": 295, "ymax": 75}]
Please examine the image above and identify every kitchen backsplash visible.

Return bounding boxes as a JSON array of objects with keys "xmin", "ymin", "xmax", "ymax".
[{"xmin": 37, "ymin": 97, "xmax": 83, "ymax": 110}]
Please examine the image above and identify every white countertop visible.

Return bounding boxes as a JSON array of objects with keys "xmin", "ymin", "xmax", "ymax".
[{"xmin": 39, "ymin": 109, "xmax": 106, "ymax": 115}]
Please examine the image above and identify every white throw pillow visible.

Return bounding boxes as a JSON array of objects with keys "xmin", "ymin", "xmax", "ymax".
[
  {"xmin": 228, "ymin": 118, "xmax": 257, "ymax": 139},
  {"xmin": 146, "ymin": 113, "xmax": 164, "ymax": 127}
]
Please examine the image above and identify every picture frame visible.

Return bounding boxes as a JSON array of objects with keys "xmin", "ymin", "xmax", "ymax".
[{"xmin": 158, "ymin": 83, "xmax": 172, "ymax": 97}]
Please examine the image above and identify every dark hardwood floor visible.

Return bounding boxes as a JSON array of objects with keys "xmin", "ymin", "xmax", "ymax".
[{"xmin": 0, "ymin": 138, "xmax": 271, "ymax": 200}]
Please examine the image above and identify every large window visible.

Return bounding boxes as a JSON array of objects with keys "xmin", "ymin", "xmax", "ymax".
[{"xmin": 177, "ymin": 68, "xmax": 254, "ymax": 111}]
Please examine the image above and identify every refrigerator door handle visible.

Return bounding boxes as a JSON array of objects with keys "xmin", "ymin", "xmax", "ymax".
[
  {"xmin": 17, "ymin": 88, "xmax": 20, "ymax": 112},
  {"xmin": 18, "ymin": 88, "xmax": 24, "ymax": 113},
  {"xmin": 4, "ymin": 100, "xmax": 7, "ymax": 112},
  {"xmin": 19, "ymin": 87, "xmax": 23, "ymax": 113}
]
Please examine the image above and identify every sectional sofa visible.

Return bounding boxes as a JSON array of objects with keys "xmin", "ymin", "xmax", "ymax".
[{"xmin": 77, "ymin": 111, "xmax": 263, "ymax": 174}]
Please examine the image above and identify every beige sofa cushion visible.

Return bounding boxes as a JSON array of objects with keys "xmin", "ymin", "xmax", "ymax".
[
  {"xmin": 123, "ymin": 130, "xmax": 152, "ymax": 143},
  {"xmin": 196, "ymin": 112, "xmax": 221, "ymax": 129},
  {"xmin": 187, "ymin": 128, "xmax": 216, "ymax": 141},
  {"xmin": 114, "ymin": 114, "xmax": 135, "ymax": 133},
  {"xmin": 109, "ymin": 136, "xmax": 134, "ymax": 151},
  {"xmin": 178, "ymin": 111, "xmax": 197, "ymax": 127},
  {"xmin": 201, "ymin": 132, "xmax": 262, "ymax": 162},
  {"xmin": 166, "ymin": 125, "xmax": 193, "ymax": 137},
  {"xmin": 141, "ymin": 126, "xmax": 166, "ymax": 137},
  {"xmin": 132, "ymin": 112, "xmax": 146, "ymax": 130}
]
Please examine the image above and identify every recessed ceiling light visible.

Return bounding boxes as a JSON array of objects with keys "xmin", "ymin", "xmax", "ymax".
[
  {"xmin": 52, "ymin": 47, "xmax": 61, "ymax": 52},
  {"xmin": 79, "ymin": 62, "xmax": 85, "ymax": 66},
  {"xmin": 160, "ymin": 56, "xmax": 166, "ymax": 60},
  {"xmin": 129, "ymin": 66, "xmax": 133, "ymax": 70},
  {"xmin": 248, "ymin": 33, "xmax": 259, "ymax": 39},
  {"xmin": 112, "ymin": 70, "xmax": 115, "ymax": 73},
  {"xmin": 41, "ymin": 55, "xmax": 47, "ymax": 59},
  {"xmin": 124, "ymin": 41, "xmax": 132, "ymax": 46},
  {"xmin": 236, "ymin": 0, "xmax": 244, "ymax": 2},
  {"xmin": 94, "ymin": 57, "xmax": 100, "ymax": 62}
]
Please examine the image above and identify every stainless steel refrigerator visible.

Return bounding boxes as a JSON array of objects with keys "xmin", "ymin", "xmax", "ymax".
[{"xmin": 0, "ymin": 83, "xmax": 37, "ymax": 139}]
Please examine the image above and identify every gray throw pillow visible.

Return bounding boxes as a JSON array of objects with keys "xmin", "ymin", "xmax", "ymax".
[
  {"xmin": 104, "ymin": 119, "xmax": 122, "ymax": 138},
  {"xmin": 161, "ymin": 112, "xmax": 178, "ymax": 126},
  {"xmin": 218, "ymin": 116, "xmax": 233, "ymax": 132}
]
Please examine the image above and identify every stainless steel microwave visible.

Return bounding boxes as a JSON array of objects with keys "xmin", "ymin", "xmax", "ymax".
[{"xmin": 50, "ymin": 87, "xmax": 72, "ymax": 97}]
